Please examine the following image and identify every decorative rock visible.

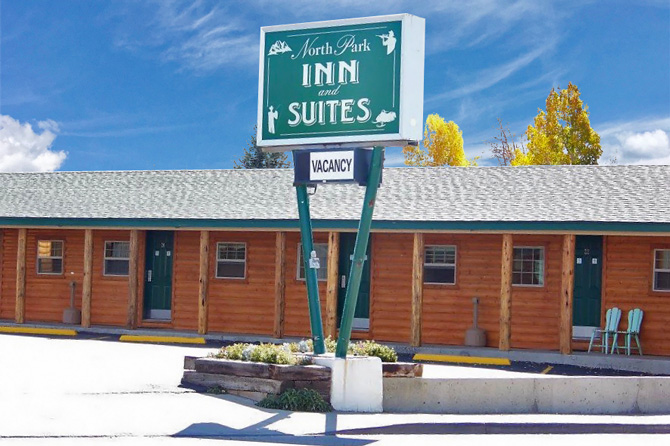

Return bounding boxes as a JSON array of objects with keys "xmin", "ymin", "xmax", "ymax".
[{"xmin": 382, "ymin": 362, "xmax": 423, "ymax": 378}]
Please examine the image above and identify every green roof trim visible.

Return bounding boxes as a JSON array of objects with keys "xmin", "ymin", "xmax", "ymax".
[{"xmin": 1, "ymin": 217, "xmax": 669, "ymax": 233}]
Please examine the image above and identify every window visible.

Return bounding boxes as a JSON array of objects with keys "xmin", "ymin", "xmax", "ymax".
[
  {"xmin": 216, "ymin": 243, "xmax": 246, "ymax": 279},
  {"xmin": 297, "ymin": 243, "xmax": 328, "ymax": 281},
  {"xmin": 104, "ymin": 241, "xmax": 130, "ymax": 276},
  {"xmin": 424, "ymin": 245, "xmax": 456, "ymax": 284},
  {"xmin": 653, "ymin": 249, "xmax": 670, "ymax": 291},
  {"xmin": 37, "ymin": 240, "xmax": 64, "ymax": 274},
  {"xmin": 513, "ymin": 247, "xmax": 544, "ymax": 286}
]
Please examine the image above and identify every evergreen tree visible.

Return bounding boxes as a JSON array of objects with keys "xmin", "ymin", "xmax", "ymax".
[{"xmin": 234, "ymin": 127, "xmax": 291, "ymax": 169}]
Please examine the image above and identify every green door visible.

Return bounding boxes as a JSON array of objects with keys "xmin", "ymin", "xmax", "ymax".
[
  {"xmin": 143, "ymin": 231, "xmax": 174, "ymax": 320},
  {"xmin": 337, "ymin": 233, "xmax": 371, "ymax": 330},
  {"xmin": 573, "ymin": 235, "xmax": 603, "ymax": 328}
]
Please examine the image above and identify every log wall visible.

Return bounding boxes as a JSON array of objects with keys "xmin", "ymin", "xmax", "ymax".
[
  {"xmin": 23, "ymin": 229, "xmax": 85, "ymax": 323},
  {"xmin": 417, "ymin": 234, "xmax": 562, "ymax": 350},
  {"xmin": 283, "ymin": 232, "xmax": 329, "ymax": 337},
  {"xmin": 90, "ymin": 230, "xmax": 132, "ymax": 326},
  {"xmin": 205, "ymin": 231, "xmax": 276, "ymax": 335},
  {"xmin": 370, "ymin": 233, "xmax": 413, "ymax": 342},
  {"xmin": 602, "ymin": 236, "xmax": 670, "ymax": 356},
  {"xmin": 0, "ymin": 229, "xmax": 18, "ymax": 320},
  {"xmin": 172, "ymin": 231, "xmax": 200, "ymax": 331},
  {"xmin": 1, "ymin": 226, "xmax": 669, "ymax": 357}
]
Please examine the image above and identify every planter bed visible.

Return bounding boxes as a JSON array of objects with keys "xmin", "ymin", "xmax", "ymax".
[{"xmin": 182, "ymin": 356, "xmax": 423, "ymax": 403}]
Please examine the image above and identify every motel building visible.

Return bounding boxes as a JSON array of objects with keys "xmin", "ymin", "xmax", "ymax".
[{"xmin": 0, "ymin": 164, "xmax": 669, "ymax": 357}]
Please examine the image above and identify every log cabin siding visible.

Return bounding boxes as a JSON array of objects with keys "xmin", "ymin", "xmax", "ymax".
[
  {"xmin": 206, "ymin": 231, "xmax": 276, "ymax": 335},
  {"xmin": 283, "ymin": 232, "xmax": 329, "ymax": 338},
  {"xmin": 24, "ymin": 229, "xmax": 85, "ymax": 323},
  {"xmin": 603, "ymin": 236, "xmax": 670, "ymax": 356},
  {"xmin": 90, "ymin": 230, "xmax": 131, "ymax": 326},
  {"xmin": 172, "ymin": 231, "xmax": 200, "ymax": 331},
  {"xmin": 421, "ymin": 234, "xmax": 502, "ymax": 347},
  {"xmin": 509, "ymin": 235, "xmax": 562, "ymax": 350},
  {"xmin": 370, "ymin": 233, "xmax": 413, "ymax": 342},
  {"xmin": 0, "ymin": 229, "xmax": 18, "ymax": 320}
]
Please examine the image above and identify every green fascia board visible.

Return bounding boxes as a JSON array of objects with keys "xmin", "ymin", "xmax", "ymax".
[{"xmin": 0, "ymin": 217, "xmax": 669, "ymax": 233}]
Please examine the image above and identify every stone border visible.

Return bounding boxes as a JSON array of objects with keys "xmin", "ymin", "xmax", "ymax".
[{"xmin": 181, "ymin": 357, "xmax": 331, "ymax": 402}]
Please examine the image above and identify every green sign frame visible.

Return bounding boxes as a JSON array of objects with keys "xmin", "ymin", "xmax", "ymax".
[{"xmin": 257, "ymin": 14, "xmax": 424, "ymax": 151}]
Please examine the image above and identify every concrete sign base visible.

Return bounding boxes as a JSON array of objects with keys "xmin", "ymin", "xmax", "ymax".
[{"xmin": 313, "ymin": 355, "xmax": 383, "ymax": 412}]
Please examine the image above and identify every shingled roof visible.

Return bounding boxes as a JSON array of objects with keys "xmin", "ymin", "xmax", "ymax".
[{"xmin": 0, "ymin": 165, "xmax": 669, "ymax": 231}]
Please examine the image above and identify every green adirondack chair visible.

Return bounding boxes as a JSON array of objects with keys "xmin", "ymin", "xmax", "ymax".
[
  {"xmin": 588, "ymin": 307, "xmax": 622, "ymax": 354},
  {"xmin": 611, "ymin": 308, "xmax": 644, "ymax": 355}
]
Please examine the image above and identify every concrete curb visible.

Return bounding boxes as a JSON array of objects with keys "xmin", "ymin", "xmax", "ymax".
[
  {"xmin": 383, "ymin": 376, "xmax": 670, "ymax": 414},
  {"xmin": 387, "ymin": 342, "xmax": 670, "ymax": 375},
  {"xmin": 0, "ymin": 326, "xmax": 77, "ymax": 336}
]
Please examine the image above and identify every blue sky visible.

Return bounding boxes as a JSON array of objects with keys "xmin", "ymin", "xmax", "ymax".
[{"xmin": 1, "ymin": 0, "xmax": 669, "ymax": 172}]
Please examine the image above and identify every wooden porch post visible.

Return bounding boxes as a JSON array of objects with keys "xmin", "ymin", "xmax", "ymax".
[
  {"xmin": 499, "ymin": 234, "xmax": 513, "ymax": 351},
  {"xmin": 325, "ymin": 231, "xmax": 340, "ymax": 339},
  {"xmin": 198, "ymin": 230, "xmax": 210, "ymax": 335},
  {"xmin": 559, "ymin": 234, "xmax": 576, "ymax": 354},
  {"xmin": 15, "ymin": 228, "xmax": 27, "ymax": 324},
  {"xmin": 273, "ymin": 232, "xmax": 286, "ymax": 338},
  {"xmin": 127, "ymin": 229, "xmax": 139, "ymax": 329},
  {"xmin": 410, "ymin": 232, "xmax": 424, "ymax": 347},
  {"xmin": 81, "ymin": 229, "xmax": 93, "ymax": 328}
]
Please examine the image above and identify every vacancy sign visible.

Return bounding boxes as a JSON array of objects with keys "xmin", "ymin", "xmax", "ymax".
[
  {"xmin": 310, "ymin": 151, "xmax": 354, "ymax": 181},
  {"xmin": 257, "ymin": 14, "xmax": 425, "ymax": 151},
  {"xmin": 292, "ymin": 148, "xmax": 376, "ymax": 185}
]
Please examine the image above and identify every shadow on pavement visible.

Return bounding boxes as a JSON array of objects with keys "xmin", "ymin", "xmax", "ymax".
[
  {"xmin": 334, "ymin": 422, "xmax": 670, "ymax": 435},
  {"xmin": 174, "ymin": 412, "xmax": 373, "ymax": 445}
]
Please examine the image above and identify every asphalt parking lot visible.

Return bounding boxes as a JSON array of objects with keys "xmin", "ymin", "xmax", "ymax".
[
  {"xmin": 2, "ymin": 332, "xmax": 670, "ymax": 445},
  {"xmin": 67, "ymin": 331, "xmax": 668, "ymax": 377}
]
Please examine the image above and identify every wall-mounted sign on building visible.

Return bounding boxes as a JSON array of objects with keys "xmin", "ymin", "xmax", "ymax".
[{"xmin": 257, "ymin": 14, "xmax": 425, "ymax": 151}]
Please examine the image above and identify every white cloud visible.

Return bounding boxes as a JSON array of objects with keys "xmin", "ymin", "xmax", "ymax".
[
  {"xmin": 0, "ymin": 115, "xmax": 67, "ymax": 172},
  {"xmin": 597, "ymin": 117, "xmax": 670, "ymax": 165}
]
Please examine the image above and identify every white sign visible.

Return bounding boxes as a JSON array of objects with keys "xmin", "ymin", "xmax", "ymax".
[
  {"xmin": 309, "ymin": 250, "xmax": 321, "ymax": 269},
  {"xmin": 310, "ymin": 150, "xmax": 355, "ymax": 181}
]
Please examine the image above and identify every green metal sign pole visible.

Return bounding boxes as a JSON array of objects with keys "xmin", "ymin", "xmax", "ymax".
[
  {"xmin": 295, "ymin": 171, "xmax": 326, "ymax": 355},
  {"xmin": 336, "ymin": 146, "xmax": 384, "ymax": 358}
]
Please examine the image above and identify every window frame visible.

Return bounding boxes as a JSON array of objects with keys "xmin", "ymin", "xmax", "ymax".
[
  {"xmin": 652, "ymin": 248, "xmax": 670, "ymax": 292},
  {"xmin": 215, "ymin": 242, "xmax": 247, "ymax": 280},
  {"xmin": 512, "ymin": 245, "xmax": 545, "ymax": 288},
  {"xmin": 36, "ymin": 239, "xmax": 65, "ymax": 275},
  {"xmin": 423, "ymin": 244, "xmax": 457, "ymax": 285},
  {"xmin": 103, "ymin": 240, "xmax": 130, "ymax": 277},
  {"xmin": 296, "ymin": 243, "xmax": 328, "ymax": 282}
]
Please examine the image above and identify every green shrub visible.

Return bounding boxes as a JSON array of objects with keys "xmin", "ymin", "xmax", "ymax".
[
  {"xmin": 210, "ymin": 343, "xmax": 246, "ymax": 360},
  {"xmin": 257, "ymin": 388, "xmax": 332, "ymax": 412},
  {"xmin": 248, "ymin": 343, "xmax": 294, "ymax": 365},
  {"xmin": 206, "ymin": 386, "xmax": 225, "ymax": 395},
  {"xmin": 351, "ymin": 340, "xmax": 398, "ymax": 362},
  {"xmin": 209, "ymin": 338, "xmax": 397, "ymax": 364},
  {"xmin": 324, "ymin": 336, "xmax": 338, "ymax": 353},
  {"xmin": 290, "ymin": 337, "xmax": 397, "ymax": 362},
  {"xmin": 210, "ymin": 342, "xmax": 305, "ymax": 365}
]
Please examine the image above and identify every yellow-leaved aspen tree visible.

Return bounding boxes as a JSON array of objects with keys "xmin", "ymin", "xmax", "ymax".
[
  {"xmin": 513, "ymin": 83, "xmax": 601, "ymax": 165},
  {"xmin": 403, "ymin": 114, "xmax": 476, "ymax": 166}
]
